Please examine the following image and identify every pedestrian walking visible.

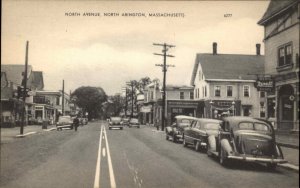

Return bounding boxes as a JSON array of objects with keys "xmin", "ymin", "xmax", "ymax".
[{"xmin": 73, "ymin": 116, "xmax": 80, "ymax": 131}]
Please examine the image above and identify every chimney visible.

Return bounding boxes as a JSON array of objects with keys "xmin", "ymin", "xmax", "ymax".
[
  {"xmin": 213, "ymin": 42, "xmax": 217, "ymax": 55},
  {"xmin": 256, "ymin": 43, "xmax": 261, "ymax": 55}
]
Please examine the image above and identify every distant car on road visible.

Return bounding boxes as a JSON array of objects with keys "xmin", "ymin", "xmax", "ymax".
[
  {"xmin": 56, "ymin": 116, "xmax": 74, "ymax": 131},
  {"xmin": 108, "ymin": 117, "xmax": 123, "ymax": 130},
  {"xmin": 129, "ymin": 118, "xmax": 140, "ymax": 128},
  {"xmin": 206, "ymin": 116, "xmax": 287, "ymax": 169},
  {"xmin": 122, "ymin": 117, "xmax": 130, "ymax": 126},
  {"xmin": 166, "ymin": 115, "xmax": 197, "ymax": 143},
  {"xmin": 183, "ymin": 118, "xmax": 222, "ymax": 152}
]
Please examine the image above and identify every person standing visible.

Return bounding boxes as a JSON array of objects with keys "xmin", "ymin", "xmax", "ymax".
[{"xmin": 73, "ymin": 116, "xmax": 80, "ymax": 131}]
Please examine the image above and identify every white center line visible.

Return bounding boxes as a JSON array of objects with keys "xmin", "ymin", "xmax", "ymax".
[
  {"xmin": 94, "ymin": 125, "xmax": 104, "ymax": 188},
  {"xmin": 102, "ymin": 148, "xmax": 106, "ymax": 157},
  {"xmin": 103, "ymin": 127, "xmax": 117, "ymax": 188}
]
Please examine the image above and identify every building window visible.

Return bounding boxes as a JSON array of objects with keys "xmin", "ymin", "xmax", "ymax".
[
  {"xmin": 260, "ymin": 102, "xmax": 266, "ymax": 118},
  {"xmin": 260, "ymin": 91, "xmax": 266, "ymax": 98},
  {"xmin": 190, "ymin": 92, "xmax": 194, "ymax": 99},
  {"xmin": 278, "ymin": 43, "xmax": 292, "ymax": 67},
  {"xmin": 197, "ymin": 88, "xmax": 199, "ymax": 98},
  {"xmin": 205, "ymin": 86, "xmax": 207, "ymax": 97},
  {"xmin": 243, "ymin": 85, "xmax": 250, "ymax": 97},
  {"xmin": 227, "ymin": 86, "xmax": 233, "ymax": 97},
  {"xmin": 214, "ymin": 86, "xmax": 221, "ymax": 97},
  {"xmin": 202, "ymin": 86, "xmax": 204, "ymax": 98},
  {"xmin": 180, "ymin": 92, "xmax": 184, "ymax": 99}
]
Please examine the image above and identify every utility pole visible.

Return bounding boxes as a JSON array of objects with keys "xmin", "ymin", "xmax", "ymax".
[
  {"xmin": 153, "ymin": 43, "xmax": 175, "ymax": 131},
  {"xmin": 20, "ymin": 41, "xmax": 29, "ymax": 135},
  {"xmin": 122, "ymin": 86, "xmax": 128, "ymax": 117},
  {"xmin": 131, "ymin": 82, "xmax": 134, "ymax": 118},
  {"xmin": 62, "ymin": 80, "xmax": 65, "ymax": 116}
]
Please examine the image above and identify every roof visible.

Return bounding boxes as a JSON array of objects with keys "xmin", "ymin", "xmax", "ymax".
[
  {"xmin": 1, "ymin": 72, "xmax": 9, "ymax": 88},
  {"xmin": 175, "ymin": 115, "xmax": 198, "ymax": 121},
  {"xmin": 27, "ymin": 71, "xmax": 44, "ymax": 90},
  {"xmin": 190, "ymin": 54, "xmax": 265, "ymax": 85},
  {"xmin": 195, "ymin": 118, "xmax": 222, "ymax": 123},
  {"xmin": 1, "ymin": 64, "xmax": 33, "ymax": 86},
  {"xmin": 258, "ymin": 0, "xmax": 299, "ymax": 25},
  {"xmin": 165, "ymin": 84, "xmax": 194, "ymax": 90}
]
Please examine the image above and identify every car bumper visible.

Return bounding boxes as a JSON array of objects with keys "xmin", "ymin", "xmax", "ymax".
[{"xmin": 227, "ymin": 155, "xmax": 287, "ymax": 164}]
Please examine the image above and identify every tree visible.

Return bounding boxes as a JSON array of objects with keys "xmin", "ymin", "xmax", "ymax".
[
  {"xmin": 71, "ymin": 86, "xmax": 107, "ymax": 120},
  {"xmin": 138, "ymin": 77, "xmax": 152, "ymax": 93}
]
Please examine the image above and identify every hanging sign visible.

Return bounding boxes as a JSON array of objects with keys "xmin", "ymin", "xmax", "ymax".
[{"xmin": 254, "ymin": 77, "xmax": 274, "ymax": 92}]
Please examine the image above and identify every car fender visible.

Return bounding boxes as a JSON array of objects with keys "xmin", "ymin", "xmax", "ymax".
[
  {"xmin": 207, "ymin": 135, "xmax": 217, "ymax": 152},
  {"xmin": 220, "ymin": 139, "xmax": 233, "ymax": 155},
  {"xmin": 166, "ymin": 127, "xmax": 173, "ymax": 133}
]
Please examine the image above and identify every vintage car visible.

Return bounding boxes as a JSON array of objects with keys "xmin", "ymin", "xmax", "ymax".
[
  {"xmin": 166, "ymin": 115, "xmax": 197, "ymax": 143},
  {"xmin": 56, "ymin": 116, "xmax": 74, "ymax": 130},
  {"xmin": 206, "ymin": 116, "xmax": 287, "ymax": 169},
  {"xmin": 108, "ymin": 117, "xmax": 124, "ymax": 130},
  {"xmin": 121, "ymin": 117, "xmax": 130, "ymax": 126},
  {"xmin": 182, "ymin": 118, "xmax": 222, "ymax": 151},
  {"xmin": 129, "ymin": 118, "xmax": 140, "ymax": 128}
]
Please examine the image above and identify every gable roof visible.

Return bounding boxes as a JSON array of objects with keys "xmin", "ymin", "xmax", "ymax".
[
  {"xmin": 28, "ymin": 71, "xmax": 44, "ymax": 90},
  {"xmin": 258, "ymin": 0, "xmax": 298, "ymax": 25},
  {"xmin": 190, "ymin": 54, "xmax": 265, "ymax": 85},
  {"xmin": 1, "ymin": 64, "xmax": 32, "ymax": 86},
  {"xmin": 1, "ymin": 72, "xmax": 9, "ymax": 88}
]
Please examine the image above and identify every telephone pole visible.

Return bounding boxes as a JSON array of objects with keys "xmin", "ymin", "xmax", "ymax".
[
  {"xmin": 153, "ymin": 43, "xmax": 175, "ymax": 131},
  {"xmin": 20, "ymin": 41, "xmax": 29, "ymax": 135},
  {"xmin": 122, "ymin": 87, "xmax": 128, "ymax": 117},
  {"xmin": 62, "ymin": 80, "xmax": 65, "ymax": 115}
]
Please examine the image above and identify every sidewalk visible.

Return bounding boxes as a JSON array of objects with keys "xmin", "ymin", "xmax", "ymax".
[
  {"xmin": 1, "ymin": 124, "xmax": 56, "ymax": 143},
  {"xmin": 275, "ymin": 132, "xmax": 299, "ymax": 170}
]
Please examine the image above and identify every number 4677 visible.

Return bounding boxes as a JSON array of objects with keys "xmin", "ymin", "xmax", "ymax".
[{"xmin": 224, "ymin": 14, "xmax": 232, "ymax": 17}]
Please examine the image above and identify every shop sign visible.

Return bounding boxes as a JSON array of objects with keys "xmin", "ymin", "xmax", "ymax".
[
  {"xmin": 140, "ymin": 105, "xmax": 152, "ymax": 113},
  {"xmin": 254, "ymin": 77, "xmax": 274, "ymax": 92}
]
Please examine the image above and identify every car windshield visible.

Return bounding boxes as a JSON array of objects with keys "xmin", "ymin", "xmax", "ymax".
[
  {"xmin": 59, "ymin": 116, "xmax": 71, "ymax": 122},
  {"xmin": 238, "ymin": 122, "xmax": 271, "ymax": 132},
  {"xmin": 130, "ymin": 119, "xmax": 138, "ymax": 123},
  {"xmin": 204, "ymin": 123, "xmax": 220, "ymax": 130},
  {"xmin": 111, "ymin": 117, "xmax": 121, "ymax": 122},
  {"xmin": 180, "ymin": 119, "xmax": 191, "ymax": 124}
]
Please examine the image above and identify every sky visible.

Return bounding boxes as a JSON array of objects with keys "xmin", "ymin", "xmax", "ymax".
[{"xmin": 2, "ymin": 0, "xmax": 270, "ymax": 95}]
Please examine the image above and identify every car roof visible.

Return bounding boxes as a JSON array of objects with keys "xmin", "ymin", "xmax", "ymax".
[
  {"xmin": 222, "ymin": 116, "xmax": 270, "ymax": 128},
  {"xmin": 195, "ymin": 118, "xmax": 222, "ymax": 123},
  {"xmin": 175, "ymin": 115, "xmax": 198, "ymax": 120}
]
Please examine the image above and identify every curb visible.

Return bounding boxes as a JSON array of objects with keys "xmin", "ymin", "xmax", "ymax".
[
  {"xmin": 16, "ymin": 131, "xmax": 37, "ymax": 137},
  {"xmin": 43, "ymin": 128, "xmax": 57, "ymax": 132},
  {"xmin": 277, "ymin": 142, "xmax": 299, "ymax": 149},
  {"xmin": 278, "ymin": 163, "xmax": 299, "ymax": 172}
]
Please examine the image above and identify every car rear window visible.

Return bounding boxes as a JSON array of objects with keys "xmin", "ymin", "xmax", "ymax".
[
  {"xmin": 180, "ymin": 119, "xmax": 191, "ymax": 124},
  {"xmin": 130, "ymin": 119, "xmax": 138, "ymax": 123},
  {"xmin": 204, "ymin": 123, "xmax": 220, "ymax": 130},
  {"xmin": 239, "ymin": 122, "xmax": 271, "ymax": 132},
  {"xmin": 59, "ymin": 117, "xmax": 71, "ymax": 122},
  {"xmin": 111, "ymin": 117, "xmax": 121, "ymax": 121}
]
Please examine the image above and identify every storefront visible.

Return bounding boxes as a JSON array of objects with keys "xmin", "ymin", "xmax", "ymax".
[
  {"xmin": 204, "ymin": 100, "xmax": 241, "ymax": 119},
  {"xmin": 166, "ymin": 100, "xmax": 203, "ymax": 126}
]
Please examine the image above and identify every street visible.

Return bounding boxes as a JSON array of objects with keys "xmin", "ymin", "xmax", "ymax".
[{"xmin": 1, "ymin": 121, "xmax": 299, "ymax": 188}]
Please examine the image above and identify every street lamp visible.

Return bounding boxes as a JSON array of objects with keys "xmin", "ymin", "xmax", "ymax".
[
  {"xmin": 232, "ymin": 101, "xmax": 235, "ymax": 116},
  {"xmin": 210, "ymin": 100, "xmax": 214, "ymax": 119}
]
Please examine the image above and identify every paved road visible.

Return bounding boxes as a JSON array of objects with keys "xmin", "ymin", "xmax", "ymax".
[{"xmin": 1, "ymin": 121, "xmax": 299, "ymax": 188}]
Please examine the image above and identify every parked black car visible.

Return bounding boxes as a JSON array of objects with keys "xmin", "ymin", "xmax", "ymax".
[
  {"xmin": 165, "ymin": 115, "xmax": 197, "ymax": 143},
  {"xmin": 206, "ymin": 116, "xmax": 287, "ymax": 169},
  {"xmin": 183, "ymin": 118, "xmax": 222, "ymax": 151}
]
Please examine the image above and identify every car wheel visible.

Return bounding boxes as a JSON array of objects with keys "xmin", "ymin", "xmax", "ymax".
[
  {"xmin": 183, "ymin": 137, "xmax": 188, "ymax": 147},
  {"xmin": 172, "ymin": 134, "xmax": 177, "ymax": 143},
  {"xmin": 120, "ymin": 127, "xmax": 123, "ymax": 130},
  {"xmin": 195, "ymin": 141, "xmax": 200, "ymax": 152},
  {"xmin": 109, "ymin": 127, "xmax": 111, "ymax": 130},
  {"xmin": 267, "ymin": 163, "xmax": 277, "ymax": 170},
  {"xmin": 166, "ymin": 135, "xmax": 169, "ymax": 140},
  {"xmin": 219, "ymin": 148, "xmax": 228, "ymax": 166},
  {"xmin": 137, "ymin": 126, "xmax": 140, "ymax": 128}
]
